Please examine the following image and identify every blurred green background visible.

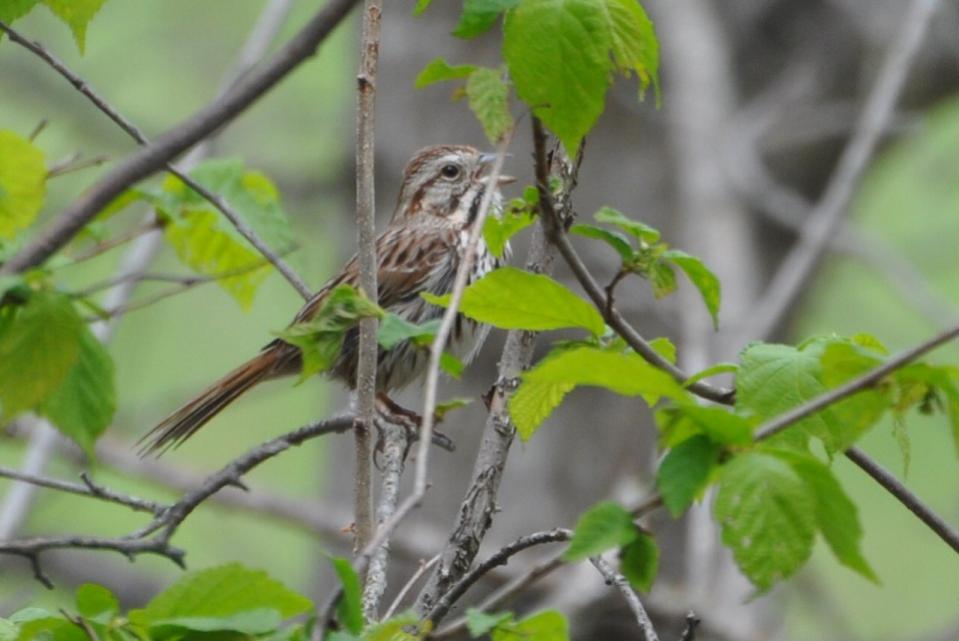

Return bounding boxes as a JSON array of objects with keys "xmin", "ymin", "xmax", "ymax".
[{"xmin": 1, "ymin": 2, "xmax": 958, "ymax": 640}]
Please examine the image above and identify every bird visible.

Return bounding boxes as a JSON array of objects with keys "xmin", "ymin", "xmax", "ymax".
[{"xmin": 138, "ymin": 145, "xmax": 514, "ymax": 455}]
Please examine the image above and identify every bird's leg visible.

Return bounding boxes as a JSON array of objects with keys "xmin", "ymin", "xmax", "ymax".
[{"xmin": 375, "ymin": 393, "xmax": 455, "ymax": 452}]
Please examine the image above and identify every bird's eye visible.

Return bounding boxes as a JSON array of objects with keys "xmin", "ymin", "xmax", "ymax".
[{"xmin": 440, "ymin": 163, "xmax": 461, "ymax": 179}]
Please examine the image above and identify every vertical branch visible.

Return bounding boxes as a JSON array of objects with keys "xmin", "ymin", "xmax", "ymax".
[
  {"xmin": 0, "ymin": 0, "xmax": 297, "ymax": 544},
  {"xmin": 352, "ymin": 0, "xmax": 382, "ymax": 555}
]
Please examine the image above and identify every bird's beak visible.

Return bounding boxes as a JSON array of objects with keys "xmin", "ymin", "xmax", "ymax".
[{"xmin": 479, "ymin": 152, "xmax": 515, "ymax": 186}]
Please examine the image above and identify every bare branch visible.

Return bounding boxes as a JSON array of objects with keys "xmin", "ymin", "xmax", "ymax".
[
  {"xmin": 0, "ymin": 415, "xmax": 354, "ymax": 585},
  {"xmin": 425, "ymin": 529, "xmax": 573, "ymax": 626},
  {"xmin": 0, "ymin": 21, "xmax": 312, "ymax": 300},
  {"xmin": 0, "ymin": 465, "xmax": 161, "ymax": 515},
  {"xmin": 739, "ymin": 0, "xmax": 942, "ymax": 342},
  {"xmin": 589, "ymin": 556, "xmax": 660, "ymax": 641},
  {"xmin": 383, "ymin": 554, "xmax": 440, "ymax": 621},
  {"xmin": 353, "ymin": 0, "xmax": 383, "ymax": 560},
  {"xmin": 0, "ymin": 0, "xmax": 361, "ymax": 276}
]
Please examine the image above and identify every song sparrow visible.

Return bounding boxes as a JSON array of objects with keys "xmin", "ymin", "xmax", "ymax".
[{"xmin": 139, "ymin": 145, "xmax": 514, "ymax": 455}]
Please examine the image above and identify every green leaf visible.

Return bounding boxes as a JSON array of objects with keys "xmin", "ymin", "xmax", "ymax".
[
  {"xmin": 503, "ymin": 0, "xmax": 659, "ymax": 153},
  {"xmin": 7, "ymin": 609, "xmax": 84, "ymax": 641},
  {"xmin": 157, "ymin": 159, "xmax": 295, "ymax": 310},
  {"xmin": 0, "ymin": 291, "xmax": 83, "ymax": 419},
  {"xmin": 413, "ymin": 0, "xmax": 432, "ymax": 16},
  {"xmin": 656, "ymin": 435, "xmax": 721, "ymax": 517},
  {"xmin": 130, "ymin": 564, "xmax": 311, "ymax": 637},
  {"xmin": 648, "ymin": 336, "xmax": 676, "ymax": 364},
  {"xmin": 444, "ymin": 266, "xmax": 605, "ymax": 335},
  {"xmin": 493, "ymin": 610, "xmax": 568, "ymax": 641},
  {"xmin": 620, "ymin": 532, "xmax": 658, "ymax": 593},
  {"xmin": 415, "ymin": 57, "xmax": 477, "ymax": 88},
  {"xmin": 331, "ymin": 558, "xmax": 363, "ymax": 636},
  {"xmin": 484, "ymin": 207, "xmax": 534, "ymax": 258},
  {"xmin": 891, "ymin": 415, "xmax": 911, "ymax": 476},
  {"xmin": 736, "ymin": 339, "xmax": 888, "ymax": 453},
  {"xmin": 678, "ymin": 404, "xmax": 753, "ymax": 446},
  {"xmin": 435, "ymin": 397, "xmax": 474, "ymax": 420},
  {"xmin": 714, "ymin": 452, "xmax": 817, "ymax": 590},
  {"xmin": 662, "ymin": 249, "xmax": 721, "ymax": 329},
  {"xmin": 647, "ymin": 259, "xmax": 676, "ymax": 299},
  {"xmin": 684, "ymin": 362, "xmax": 738, "ymax": 388},
  {"xmin": 776, "ymin": 450, "xmax": 878, "ymax": 583},
  {"xmin": 466, "ymin": 67, "xmax": 514, "ymax": 143},
  {"xmin": 510, "ymin": 346, "xmax": 688, "ymax": 439},
  {"xmin": 0, "ymin": 0, "xmax": 39, "ymax": 25},
  {"xmin": 466, "ymin": 610, "xmax": 514, "ymax": 637},
  {"xmin": 564, "ymin": 501, "xmax": 638, "ymax": 560},
  {"xmin": 453, "ymin": 0, "xmax": 520, "ymax": 38},
  {"xmin": 594, "ymin": 206, "xmax": 660, "ymax": 243},
  {"xmin": 277, "ymin": 285, "xmax": 383, "ymax": 382},
  {"xmin": 38, "ymin": 324, "xmax": 115, "ymax": 455},
  {"xmin": 569, "ymin": 223, "xmax": 634, "ymax": 261},
  {"xmin": 0, "ymin": 619, "xmax": 18, "ymax": 641},
  {"xmin": 377, "ymin": 314, "xmax": 440, "ymax": 349},
  {"xmin": 39, "ymin": 0, "xmax": 108, "ymax": 54},
  {"xmin": 75, "ymin": 583, "xmax": 118, "ymax": 624},
  {"xmin": 0, "ymin": 130, "xmax": 45, "ymax": 240},
  {"xmin": 365, "ymin": 611, "xmax": 424, "ymax": 641}
]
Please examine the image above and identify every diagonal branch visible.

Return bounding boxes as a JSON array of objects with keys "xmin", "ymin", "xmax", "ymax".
[
  {"xmin": 0, "ymin": 466, "xmax": 161, "ymax": 515},
  {"xmin": 0, "ymin": 20, "xmax": 312, "ymax": 300},
  {"xmin": 589, "ymin": 556, "xmax": 660, "ymax": 641},
  {"xmin": 0, "ymin": 0, "xmax": 361, "ymax": 277}
]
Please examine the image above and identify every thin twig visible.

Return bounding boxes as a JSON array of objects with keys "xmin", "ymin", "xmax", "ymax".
[
  {"xmin": 0, "ymin": 0, "xmax": 361, "ymax": 276},
  {"xmin": 425, "ymin": 529, "xmax": 573, "ymax": 626},
  {"xmin": 46, "ymin": 153, "xmax": 110, "ymax": 179},
  {"xmin": 844, "ymin": 446, "xmax": 959, "ymax": 554},
  {"xmin": 64, "ymin": 219, "xmax": 161, "ymax": 265},
  {"xmin": 0, "ymin": 415, "xmax": 354, "ymax": 585},
  {"xmin": 0, "ymin": 465, "xmax": 162, "ymax": 515},
  {"xmin": 353, "ymin": 0, "xmax": 382, "ymax": 561},
  {"xmin": 383, "ymin": 554, "xmax": 440, "ymax": 621},
  {"xmin": 739, "ymin": 0, "xmax": 941, "ymax": 342},
  {"xmin": 590, "ymin": 556, "xmax": 660, "ymax": 641}
]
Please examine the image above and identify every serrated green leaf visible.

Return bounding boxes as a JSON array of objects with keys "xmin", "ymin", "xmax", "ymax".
[
  {"xmin": 594, "ymin": 207, "xmax": 660, "ymax": 243},
  {"xmin": 39, "ymin": 325, "xmax": 115, "ymax": 455},
  {"xmin": 75, "ymin": 583, "xmax": 118, "ymax": 624},
  {"xmin": 493, "ymin": 610, "xmax": 568, "ymax": 641},
  {"xmin": 621, "ymin": 532, "xmax": 659, "ymax": 593},
  {"xmin": 510, "ymin": 346, "xmax": 688, "ymax": 439},
  {"xmin": 569, "ymin": 223, "xmax": 634, "ymax": 261},
  {"xmin": 331, "ymin": 558, "xmax": 363, "ymax": 635},
  {"xmin": 684, "ymin": 362, "xmax": 738, "ymax": 388},
  {"xmin": 775, "ymin": 450, "xmax": 878, "ymax": 583},
  {"xmin": 466, "ymin": 610, "xmax": 513, "ymax": 637},
  {"xmin": 0, "ymin": 291, "xmax": 83, "ymax": 419},
  {"xmin": 0, "ymin": 618, "xmax": 18, "ymax": 641},
  {"xmin": 656, "ymin": 435, "xmax": 722, "ymax": 517},
  {"xmin": 466, "ymin": 67, "xmax": 514, "ymax": 143},
  {"xmin": 278, "ymin": 285, "xmax": 383, "ymax": 383},
  {"xmin": 129, "ymin": 563, "xmax": 311, "ymax": 637},
  {"xmin": 40, "ymin": 0, "xmax": 108, "ymax": 54},
  {"xmin": 662, "ymin": 249, "xmax": 721, "ymax": 329},
  {"xmin": 415, "ymin": 57, "xmax": 477, "ymax": 88},
  {"xmin": 158, "ymin": 159, "xmax": 294, "ymax": 310},
  {"xmin": 714, "ymin": 453, "xmax": 817, "ymax": 590},
  {"xmin": 0, "ymin": 130, "xmax": 45, "ymax": 240},
  {"xmin": 377, "ymin": 314, "xmax": 440, "ymax": 349},
  {"xmin": 453, "ymin": 0, "xmax": 520, "ymax": 38},
  {"xmin": 484, "ymin": 208, "xmax": 534, "ymax": 258},
  {"xmin": 736, "ymin": 339, "xmax": 889, "ymax": 453},
  {"xmin": 445, "ymin": 266, "xmax": 605, "ymax": 335},
  {"xmin": 503, "ymin": 0, "xmax": 658, "ymax": 153},
  {"xmin": 647, "ymin": 259, "xmax": 676, "ymax": 299},
  {"xmin": 564, "ymin": 501, "xmax": 638, "ymax": 560},
  {"xmin": 678, "ymin": 404, "xmax": 753, "ymax": 446}
]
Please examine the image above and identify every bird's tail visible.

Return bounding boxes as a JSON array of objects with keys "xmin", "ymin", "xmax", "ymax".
[{"xmin": 138, "ymin": 346, "xmax": 287, "ymax": 456}]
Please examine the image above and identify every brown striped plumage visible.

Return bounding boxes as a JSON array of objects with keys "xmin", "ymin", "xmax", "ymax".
[{"xmin": 139, "ymin": 145, "xmax": 512, "ymax": 455}]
